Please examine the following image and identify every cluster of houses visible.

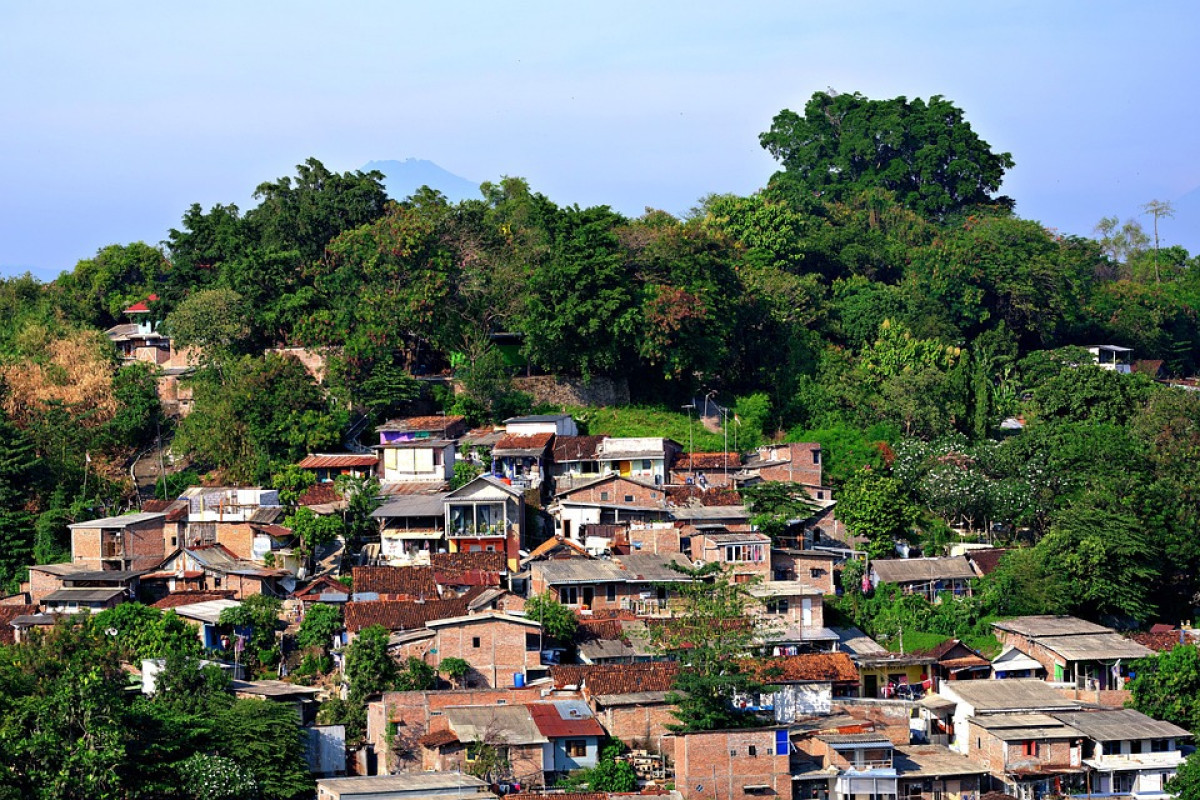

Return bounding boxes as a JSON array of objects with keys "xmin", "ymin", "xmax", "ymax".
[{"xmin": 1, "ymin": 409, "xmax": 1195, "ymax": 800}]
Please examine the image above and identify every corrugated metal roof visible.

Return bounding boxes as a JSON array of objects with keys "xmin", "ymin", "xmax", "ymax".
[
  {"xmin": 613, "ymin": 553, "xmax": 693, "ymax": 582},
  {"xmin": 942, "ymin": 679, "xmax": 1082, "ymax": 713},
  {"xmin": 992, "ymin": 615, "xmax": 1113, "ymax": 637},
  {"xmin": 372, "ymin": 494, "xmax": 449, "ymax": 518},
  {"xmin": 670, "ymin": 505, "xmax": 750, "ymax": 521},
  {"xmin": 43, "ymin": 588, "xmax": 126, "ymax": 603},
  {"xmin": 1052, "ymin": 709, "xmax": 1191, "ymax": 741},
  {"xmin": 533, "ymin": 559, "xmax": 628, "ymax": 585},
  {"xmin": 871, "ymin": 556, "xmax": 977, "ymax": 584},
  {"xmin": 1033, "ymin": 632, "xmax": 1153, "ymax": 661},
  {"xmin": 528, "ymin": 701, "xmax": 605, "ymax": 739},
  {"xmin": 68, "ymin": 512, "xmax": 165, "ymax": 528}
]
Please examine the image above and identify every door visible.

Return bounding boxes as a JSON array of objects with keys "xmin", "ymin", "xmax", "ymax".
[
  {"xmin": 802, "ymin": 598, "xmax": 813, "ymax": 626},
  {"xmin": 582, "ymin": 587, "xmax": 594, "ymax": 610},
  {"xmin": 864, "ymin": 673, "xmax": 878, "ymax": 698}
]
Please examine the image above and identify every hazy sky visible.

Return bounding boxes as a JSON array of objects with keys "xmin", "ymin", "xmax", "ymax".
[{"xmin": 2, "ymin": 1, "xmax": 1197, "ymax": 279}]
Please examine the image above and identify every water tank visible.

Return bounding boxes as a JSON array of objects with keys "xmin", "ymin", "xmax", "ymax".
[{"xmin": 514, "ymin": 672, "xmax": 526, "ymax": 688}]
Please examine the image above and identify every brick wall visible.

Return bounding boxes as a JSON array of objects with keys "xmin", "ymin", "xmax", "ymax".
[
  {"xmin": 673, "ymin": 728, "xmax": 792, "ymax": 800},
  {"xmin": 369, "ymin": 686, "xmax": 566, "ymax": 769},
  {"xmin": 965, "ymin": 721, "xmax": 1079, "ymax": 774},
  {"xmin": 993, "ymin": 630, "xmax": 1065, "ymax": 677},
  {"xmin": 561, "ymin": 477, "xmax": 667, "ymax": 507},
  {"xmin": 72, "ymin": 518, "xmax": 169, "ymax": 570},
  {"xmin": 628, "ymin": 524, "xmax": 682, "ymax": 554},
  {"xmin": 214, "ymin": 522, "xmax": 255, "ymax": 561},
  {"xmin": 692, "ymin": 536, "xmax": 771, "ymax": 581},
  {"xmin": 394, "ymin": 618, "xmax": 543, "ymax": 689},
  {"xmin": 597, "ymin": 702, "xmax": 678, "ymax": 754},
  {"xmin": 830, "ymin": 699, "xmax": 917, "ymax": 744},
  {"xmin": 28, "ymin": 569, "xmax": 67, "ymax": 605},
  {"xmin": 755, "ymin": 444, "xmax": 823, "ymax": 487},
  {"xmin": 769, "ymin": 551, "xmax": 835, "ymax": 594}
]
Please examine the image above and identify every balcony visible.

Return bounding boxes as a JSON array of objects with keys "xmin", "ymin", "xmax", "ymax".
[
  {"xmin": 447, "ymin": 525, "xmax": 508, "ymax": 539},
  {"xmin": 101, "ymin": 542, "xmax": 123, "ymax": 559}
]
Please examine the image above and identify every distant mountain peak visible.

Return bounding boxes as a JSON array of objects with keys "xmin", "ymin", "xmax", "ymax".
[{"xmin": 362, "ymin": 159, "xmax": 480, "ymax": 203}]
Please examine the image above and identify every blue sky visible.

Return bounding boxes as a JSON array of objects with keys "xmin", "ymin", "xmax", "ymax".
[{"xmin": 2, "ymin": 1, "xmax": 1197, "ymax": 279}]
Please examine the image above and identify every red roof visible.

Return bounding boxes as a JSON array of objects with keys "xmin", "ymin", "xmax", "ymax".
[
  {"xmin": 419, "ymin": 728, "xmax": 460, "ymax": 748},
  {"xmin": 528, "ymin": 703, "xmax": 606, "ymax": 738},
  {"xmin": 553, "ymin": 435, "xmax": 607, "ymax": 462},
  {"xmin": 1129, "ymin": 631, "xmax": 1188, "ymax": 652},
  {"xmin": 665, "ymin": 485, "xmax": 743, "ymax": 506},
  {"xmin": 298, "ymin": 483, "xmax": 342, "ymax": 506},
  {"xmin": 292, "ymin": 575, "xmax": 350, "ymax": 600},
  {"xmin": 343, "ymin": 591, "xmax": 481, "ymax": 633},
  {"xmin": 0, "ymin": 605, "xmax": 38, "ymax": 644},
  {"xmin": 151, "ymin": 590, "xmax": 235, "ymax": 609},
  {"xmin": 550, "ymin": 662, "xmax": 680, "ymax": 695},
  {"xmin": 352, "ymin": 566, "xmax": 438, "ymax": 599},
  {"xmin": 739, "ymin": 653, "xmax": 859, "ymax": 683},
  {"xmin": 123, "ymin": 294, "xmax": 159, "ymax": 313},
  {"xmin": 494, "ymin": 432, "xmax": 554, "ymax": 452},
  {"xmin": 431, "ymin": 551, "xmax": 506, "ymax": 576},
  {"xmin": 296, "ymin": 454, "xmax": 379, "ymax": 469},
  {"xmin": 379, "ymin": 415, "xmax": 466, "ymax": 433},
  {"xmin": 674, "ymin": 452, "xmax": 743, "ymax": 471}
]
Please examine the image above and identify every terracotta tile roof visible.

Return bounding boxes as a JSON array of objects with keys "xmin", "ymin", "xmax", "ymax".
[
  {"xmin": 378, "ymin": 415, "xmax": 466, "ymax": 434},
  {"xmin": 966, "ymin": 548, "xmax": 1010, "ymax": 576},
  {"xmin": 298, "ymin": 483, "xmax": 342, "ymax": 507},
  {"xmin": 665, "ymin": 486, "xmax": 744, "ymax": 506},
  {"xmin": 674, "ymin": 452, "xmax": 743, "ymax": 471},
  {"xmin": 150, "ymin": 590, "xmax": 235, "ymax": 610},
  {"xmin": 1129, "ymin": 631, "xmax": 1188, "ymax": 652},
  {"xmin": 528, "ymin": 702, "xmax": 606, "ymax": 738},
  {"xmin": 508, "ymin": 794, "xmax": 605, "ymax": 800},
  {"xmin": 352, "ymin": 566, "xmax": 438, "ymax": 599},
  {"xmin": 553, "ymin": 435, "xmax": 607, "ymax": 462},
  {"xmin": 344, "ymin": 589, "xmax": 485, "ymax": 633},
  {"xmin": 292, "ymin": 575, "xmax": 350, "ymax": 600},
  {"xmin": 494, "ymin": 432, "xmax": 554, "ymax": 454},
  {"xmin": 141, "ymin": 498, "xmax": 190, "ymax": 521},
  {"xmin": 739, "ymin": 653, "xmax": 859, "ymax": 684},
  {"xmin": 550, "ymin": 662, "xmax": 680, "ymax": 695},
  {"xmin": 527, "ymin": 537, "xmax": 590, "ymax": 560},
  {"xmin": 0, "ymin": 604, "xmax": 38, "ymax": 644},
  {"xmin": 419, "ymin": 728, "xmax": 460, "ymax": 748},
  {"xmin": 379, "ymin": 481, "xmax": 450, "ymax": 496},
  {"xmin": 296, "ymin": 454, "xmax": 380, "ymax": 469},
  {"xmin": 431, "ymin": 552, "xmax": 506, "ymax": 576}
]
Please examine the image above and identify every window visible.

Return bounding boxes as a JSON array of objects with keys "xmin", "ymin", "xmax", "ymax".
[
  {"xmin": 812, "ymin": 450, "xmax": 820, "ymax": 464},
  {"xmin": 816, "ymin": 491, "xmax": 824, "ymax": 500},
  {"xmin": 642, "ymin": 460, "xmax": 653, "ymax": 471},
  {"xmin": 1152, "ymin": 739, "xmax": 1171, "ymax": 752},
  {"xmin": 748, "ymin": 745, "xmax": 757, "ymax": 757},
  {"xmin": 485, "ymin": 545, "xmax": 496, "ymax": 552},
  {"xmin": 600, "ymin": 491, "xmax": 610, "ymax": 501},
  {"xmin": 566, "ymin": 740, "xmax": 588, "ymax": 758},
  {"xmin": 562, "ymin": 587, "xmax": 579, "ymax": 605},
  {"xmin": 526, "ymin": 633, "xmax": 540, "ymax": 651},
  {"xmin": 606, "ymin": 584, "xmax": 617, "ymax": 602},
  {"xmin": 767, "ymin": 599, "xmax": 789, "ymax": 614},
  {"xmin": 724, "ymin": 543, "xmax": 764, "ymax": 563},
  {"xmin": 810, "ymin": 568, "xmax": 825, "ymax": 579},
  {"xmin": 472, "ymin": 637, "xmax": 481, "ymax": 648},
  {"xmin": 730, "ymin": 749, "xmax": 737, "ymax": 756},
  {"xmin": 1023, "ymin": 740, "xmax": 1038, "ymax": 757},
  {"xmin": 624, "ymin": 495, "xmax": 635, "ymax": 503}
]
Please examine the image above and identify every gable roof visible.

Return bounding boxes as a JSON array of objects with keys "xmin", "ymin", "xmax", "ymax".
[
  {"xmin": 1051, "ymin": 708, "xmax": 1190, "ymax": 741},
  {"xmin": 151, "ymin": 590, "xmax": 236, "ymax": 609},
  {"xmin": 0, "ymin": 605, "xmax": 38, "ymax": 644},
  {"xmin": 446, "ymin": 474, "xmax": 523, "ymax": 499},
  {"xmin": 674, "ymin": 452, "xmax": 743, "ymax": 471},
  {"xmin": 444, "ymin": 704, "xmax": 546, "ymax": 745},
  {"xmin": 431, "ymin": 551, "xmax": 507, "ymax": 577},
  {"xmin": 296, "ymin": 454, "xmax": 380, "ymax": 469},
  {"xmin": 871, "ymin": 556, "xmax": 977, "ymax": 584},
  {"xmin": 942, "ymin": 679, "xmax": 1081, "ymax": 713},
  {"xmin": 965, "ymin": 548, "xmax": 1010, "ymax": 576},
  {"xmin": 991, "ymin": 615, "xmax": 1112, "ymax": 637},
  {"xmin": 970, "ymin": 713, "xmax": 1082, "ymax": 741}
]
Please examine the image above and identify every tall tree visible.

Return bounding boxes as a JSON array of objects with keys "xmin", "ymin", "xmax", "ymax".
[{"xmin": 761, "ymin": 91, "xmax": 1014, "ymax": 219}]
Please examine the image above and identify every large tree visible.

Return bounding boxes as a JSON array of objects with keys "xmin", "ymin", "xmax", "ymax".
[{"xmin": 760, "ymin": 91, "xmax": 1014, "ymax": 219}]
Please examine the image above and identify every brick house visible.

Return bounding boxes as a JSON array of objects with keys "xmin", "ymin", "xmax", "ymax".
[
  {"xmin": 550, "ymin": 475, "xmax": 672, "ymax": 540},
  {"xmin": 739, "ymin": 652, "xmax": 859, "ymax": 720},
  {"xmin": 1055, "ymin": 708, "xmax": 1191, "ymax": 798},
  {"xmin": 366, "ymin": 685, "xmax": 559, "ymax": 773},
  {"xmin": 770, "ymin": 549, "xmax": 836, "ymax": 593},
  {"xmin": 552, "ymin": 662, "xmax": 681, "ymax": 754},
  {"xmin": 935, "ymin": 679, "xmax": 1083, "ymax": 759},
  {"xmin": 740, "ymin": 442, "xmax": 823, "ymax": 487},
  {"xmin": 870, "ymin": 557, "xmax": 977, "ymax": 601},
  {"xmin": 342, "ymin": 588, "xmax": 494, "ymax": 640},
  {"xmin": 990, "ymin": 616, "xmax": 1153, "ymax": 690},
  {"xmin": 426, "ymin": 704, "xmax": 548, "ymax": 787},
  {"xmin": 551, "ymin": 435, "xmax": 608, "ymax": 491},
  {"xmin": 296, "ymin": 453, "xmax": 380, "ymax": 484},
  {"xmin": 672, "ymin": 727, "xmax": 793, "ymax": 800},
  {"xmin": 388, "ymin": 611, "xmax": 545, "ymax": 688},
  {"xmin": 691, "ymin": 530, "xmax": 771, "ymax": 582},
  {"xmin": 154, "ymin": 544, "xmax": 289, "ymax": 599},
  {"xmin": 375, "ymin": 439, "xmax": 456, "ymax": 484},
  {"xmin": 966, "ymin": 714, "xmax": 1086, "ymax": 798},
  {"xmin": 69, "ymin": 511, "xmax": 170, "ymax": 571},
  {"xmin": 351, "ymin": 565, "xmax": 439, "ymax": 601},
  {"xmin": 492, "ymin": 432, "xmax": 555, "ymax": 494},
  {"xmin": 28, "ymin": 563, "xmax": 92, "ymax": 605},
  {"xmin": 529, "ymin": 552, "xmax": 692, "ymax": 615},
  {"xmin": 595, "ymin": 437, "xmax": 683, "ymax": 485},
  {"xmin": 834, "ymin": 627, "xmax": 937, "ymax": 699},
  {"xmin": 670, "ymin": 452, "xmax": 744, "ymax": 488},
  {"xmin": 376, "ymin": 415, "xmax": 469, "ymax": 443}
]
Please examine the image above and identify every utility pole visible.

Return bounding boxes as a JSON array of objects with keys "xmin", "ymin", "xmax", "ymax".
[
  {"xmin": 1142, "ymin": 199, "xmax": 1176, "ymax": 283},
  {"xmin": 681, "ymin": 404, "xmax": 696, "ymax": 482}
]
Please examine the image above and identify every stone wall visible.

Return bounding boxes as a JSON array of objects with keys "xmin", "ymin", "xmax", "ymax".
[{"xmin": 511, "ymin": 375, "xmax": 630, "ymax": 407}]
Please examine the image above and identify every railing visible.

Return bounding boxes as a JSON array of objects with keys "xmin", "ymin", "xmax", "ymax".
[{"xmin": 447, "ymin": 525, "xmax": 507, "ymax": 538}]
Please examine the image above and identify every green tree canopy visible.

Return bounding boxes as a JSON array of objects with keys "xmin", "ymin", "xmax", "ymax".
[{"xmin": 760, "ymin": 90, "xmax": 1014, "ymax": 219}]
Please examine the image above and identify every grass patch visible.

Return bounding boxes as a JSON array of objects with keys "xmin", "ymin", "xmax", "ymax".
[
  {"xmin": 882, "ymin": 630, "xmax": 948, "ymax": 654},
  {"xmin": 563, "ymin": 405, "xmax": 731, "ymax": 452}
]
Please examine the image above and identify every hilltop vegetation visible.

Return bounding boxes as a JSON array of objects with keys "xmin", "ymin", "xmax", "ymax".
[{"xmin": 0, "ymin": 89, "xmax": 1195, "ymax": 626}]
